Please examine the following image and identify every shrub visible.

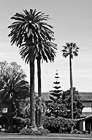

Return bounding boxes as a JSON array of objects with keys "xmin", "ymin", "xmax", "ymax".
[
  {"xmin": 43, "ymin": 116, "xmax": 76, "ymax": 133},
  {"xmin": 75, "ymin": 130, "xmax": 82, "ymax": 134},
  {"xmin": 20, "ymin": 128, "xmax": 34, "ymax": 135},
  {"xmin": 38, "ymin": 127, "xmax": 50, "ymax": 135},
  {"xmin": 19, "ymin": 127, "xmax": 49, "ymax": 135},
  {"xmin": 72, "ymin": 129, "xmax": 83, "ymax": 134},
  {"xmin": 72, "ymin": 129, "xmax": 88, "ymax": 134},
  {"xmin": 82, "ymin": 130, "xmax": 88, "ymax": 134},
  {"xmin": 72, "ymin": 129, "xmax": 78, "ymax": 134}
]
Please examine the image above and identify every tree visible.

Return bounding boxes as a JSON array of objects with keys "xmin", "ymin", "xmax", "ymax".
[
  {"xmin": 37, "ymin": 41, "xmax": 57, "ymax": 97},
  {"xmin": 20, "ymin": 96, "xmax": 46, "ymax": 127},
  {"xmin": 8, "ymin": 9, "xmax": 57, "ymax": 127},
  {"xmin": 45, "ymin": 87, "xmax": 83, "ymax": 133},
  {"xmin": 46, "ymin": 71, "xmax": 63, "ymax": 117},
  {"xmin": 62, "ymin": 88, "xmax": 83, "ymax": 119},
  {"xmin": 62, "ymin": 42, "xmax": 79, "ymax": 132},
  {"xmin": 0, "ymin": 61, "xmax": 29, "ymax": 102},
  {"xmin": 0, "ymin": 61, "xmax": 29, "ymax": 132},
  {"xmin": 37, "ymin": 41, "xmax": 57, "ymax": 126},
  {"xmin": 49, "ymin": 71, "xmax": 62, "ymax": 102}
]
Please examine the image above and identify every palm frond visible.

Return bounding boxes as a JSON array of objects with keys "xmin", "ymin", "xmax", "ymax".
[
  {"xmin": 8, "ymin": 9, "xmax": 57, "ymax": 63},
  {"xmin": 62, "ymin": 53, "xmax": 69, "ymax": 58},
  {"xmin": 62, "ymin": 42, "xmax": 79, "ymax": 58}
]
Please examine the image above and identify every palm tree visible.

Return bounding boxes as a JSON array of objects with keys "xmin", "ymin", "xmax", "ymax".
[
  {"xmin": 8, "ymin": 9, "xmax": 57, "ymax": 127},
  {"xmin": 37, "ymin": 41, "xmax": 57, "ymax": 97},
  {"xmin": 62, "ymin": 42, "xmax": 79, "ymax": 131},
  {"xmin": 36, "ymin": 41, "xmax": 57, "ymax": 127},
  {"xmin": 0, "ymin": 62, "xmax": 29, "ymax": 132}
]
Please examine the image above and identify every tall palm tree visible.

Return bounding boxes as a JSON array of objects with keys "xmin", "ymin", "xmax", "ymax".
[
  {"xmin": 62, "ymin": 42, "xmax": 79, "ymax": 131},
  {"xmin": 37, "ymin": 41, "xmax": 57, "ymax": 97},
  {"xmin": 36, "ymin": 41, "xmax": 57, "ymax": 127},
  {"xmin": 8, "ymin": 9, "xmax": 57, "ymax": 127}
]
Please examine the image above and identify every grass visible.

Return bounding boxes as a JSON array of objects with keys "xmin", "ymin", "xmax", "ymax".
[{"xmin": 0, "ymin": 133, "xmax": 91, "ymax": 140}]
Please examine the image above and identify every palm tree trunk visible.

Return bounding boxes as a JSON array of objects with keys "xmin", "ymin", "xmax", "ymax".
[
  {"xmin": 30, "ymin": 58, "xmax": 36, "ymax": 127},
  {"xmin": 37, "ymin": 57, "xmax": 41, "ymax": 97},
  {"xmin": 37, "ymin": 57, "xmax": 42, "ymax": 127},
  {"xmin": 8, "ymin": 94, "xmax": 13, "ymax": 132},
  {"xmin": 69, "ymin": 54, "xmax": 73, "ymax": 132}
]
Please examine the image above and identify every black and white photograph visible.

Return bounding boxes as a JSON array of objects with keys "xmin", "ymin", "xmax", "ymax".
[{"xmin": 0, "ymin": 0, "xmax": 92, "ymax": 139}]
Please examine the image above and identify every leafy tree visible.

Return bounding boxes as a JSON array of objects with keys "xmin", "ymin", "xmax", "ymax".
[
  {"xmin": 62, "ymin": 88, "xmax": 84, "ymax": 119},
  {"xmin": 62, "ymin": 43, "xmax": 79, "ymax": 121},
  {"xmin": 8, "ymin": 9, "xmax": 57, "ymax": 127},
  {"xmin": 45, "ymin": 87, "xmax": 83, "ymax": 133},
  {"xmin": 0, "ymin": 61, "xmax": 29, "ymax": 132}
]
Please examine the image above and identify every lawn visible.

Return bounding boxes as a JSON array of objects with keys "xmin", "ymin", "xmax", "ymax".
[{"xmin": 0, "ymin": 133, "xmax": 91, "ymax": 140}]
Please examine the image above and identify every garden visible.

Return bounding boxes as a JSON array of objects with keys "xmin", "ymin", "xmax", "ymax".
[
  {"xmin": 0, "ymin": 61, "xmax": 88, "ymax": 136},
  {"xmin": 0, "ymin": 8, "xmax": 91, "ymax": 138}
]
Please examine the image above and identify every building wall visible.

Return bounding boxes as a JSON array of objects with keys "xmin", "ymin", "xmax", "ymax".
[
  {"xmin": 82, "ymin": 107, "xmax": 92, "ymax": 113},
  {"xmin": 82, "ymin": 101, "xmax": 92, "ymax": 113}
]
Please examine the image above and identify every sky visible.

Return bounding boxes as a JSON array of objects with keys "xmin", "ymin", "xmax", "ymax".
[{"xmin": 0, "ymin": 0, "xmax": 92, "ymax": 92}]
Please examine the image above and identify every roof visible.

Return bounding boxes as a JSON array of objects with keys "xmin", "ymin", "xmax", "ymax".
[
  {"xmin": 41, "ymin": 92, "xmax": 92, "ymax": 102},
  {"xmin": 79, "ymin": 92, "xmax": 92, "ymax": 101},
  {"xmin": 78, "ymin": 114, "xmax": 92, "ymax": 121},
  {"xmin": 75, "ymin": 114, "xmax": 92, "ymax": 121}
]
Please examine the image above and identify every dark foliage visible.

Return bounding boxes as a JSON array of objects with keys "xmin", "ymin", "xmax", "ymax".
[
  {"xmin": 62, "ymin": 88, "xmax": 84, "ymax": 119},
  {"xmin": 45, "ymin": 86, "xmax": 83, "ymax": 133},
  {"xmin": 19, "ymin": 127, "xmax": 50, "ymax": 135},
  {"xmin": 43, "ymin": 116, "xmax": 76, "ymax": 133},
  {"xmin": 72, "ymin": 129, "xmax": 88, "ymax": 134},
  {"xmin": 46, "ymin": 71, "xmax": 63, "ymax": 117}
]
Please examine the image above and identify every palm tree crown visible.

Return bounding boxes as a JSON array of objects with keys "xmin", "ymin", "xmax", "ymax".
[
  {"xmin": 0, "ymin": 62, "xmax": 29, "ymax": 116},
  {"xmin": 62, "ymin": 42, "xmax": 79, "ymax": 58},
  {"xmin": 0, "ymin": 62, "xmax": 29, "ymax": 97},
  {"xmin": 8, "ymin": 9, "xmax": 57, "ymax": 63}
]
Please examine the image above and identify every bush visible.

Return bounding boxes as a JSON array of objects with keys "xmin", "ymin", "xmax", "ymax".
[
  {"xmin": 82, "ymin": 130, "xmax": 88, "ymax": 134},
  {"xmin": 38, "ymin": 127, "xmax": 50, "ymax": 135},
  {"xmin": 19, "ymin": 127, "xmax": 50, "ymax": 135},
  {"xmin": 43, "ymin": 116, "xmax": 76, "ymax": 133},
  {"xmin": 76, "ymin": 130, "xmax": 82, "ymax": 134},
  {"xmin": 20, "ymin": 128, "xmax": 34, "ymax": 135},
  {"xmin": 72, "ymin": 129, "xmax": 89, "ymax": 134},
  {"xmin": 72, "ymin": 129, "xmax": 78, "ymax": 134}
]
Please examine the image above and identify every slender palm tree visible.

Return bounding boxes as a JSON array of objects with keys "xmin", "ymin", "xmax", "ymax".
[
  {"xmin": 36, "ymin": 41, "xmax": 57, "ymax": 127},
  {"xmin": 62, "ymin": 42, "xmax": 79, "ymax": 131},
  {"xmin": 8, "ymin": 9, "xmax": 57, "ymax": 127},
  {"xmin": 37, "ymin": 41, "xmax": 57, "ymax": 97}
]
